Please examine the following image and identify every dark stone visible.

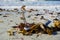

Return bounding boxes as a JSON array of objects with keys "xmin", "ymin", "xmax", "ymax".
[
  {"xmin": 28, "ymin": 15, "xmax": 31, "ymax": 18},
  {"xmin": 3, "ymin": 15, "xmax": 8, "ymax": 17},
  {"xmin": 35, "ymin": 14, "xmax": 43, "ymax": 16},
  {"xmin": 0, "ymin": 14, "xmax": 2, "ymax": 15}
]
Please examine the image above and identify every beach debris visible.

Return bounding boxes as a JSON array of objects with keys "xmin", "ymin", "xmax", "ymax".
[
  {"xmin": 36, "ymin": 34, "xmax": 39, "ymax": 38},
  {"xmin": 36, "ymin": 33, "xmax": 42, "ymax": 38},
  {"xmin": 21, "ymin": 5, "xmax": 26, "ymax": 11},
  {"xmin": 5, "ymin": 6, "xmax": 60, "ymax": 37},
  {"xmin": 7, "ymin": 26, "xmax": 18, "ymax": 36},
  {"xmin": 45, "ymin": 28, "xmax": 53, "ymax": 35},
  {"xmin": 40, "ymin": 16, "xmax": 44, "ymax": 19},
  {"xmin": 53, "ymin": 18, "xmax": 60, "ymax": 30},
  {"xmin": 7, "ymin": 19, "xmax": 60, "ymax": 36},
  {"xmin": 57, "ymin": 12, "xmax": 60, "ymax": 14},
  {"xmin": 7, "ymin": 29, "xmax": 14, "ymax": 36},
  {"xmin": 28, "ymin": 9, "xmax": 34, "ymax": 13},
  {"xmin": 28, "ymin": 9, "xmax": 38, "ymax": 13},
  {"xmin": 57, "ymin": 12, "xmax": 60, "ymax": 15}
]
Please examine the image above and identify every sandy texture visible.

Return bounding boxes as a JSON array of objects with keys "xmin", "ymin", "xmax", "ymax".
[{"xmin": 0, "ymin": 6, "xmax": 60, "ymax": 40}]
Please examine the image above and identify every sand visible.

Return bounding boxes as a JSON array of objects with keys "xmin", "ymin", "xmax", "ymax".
[{"xmin": 0, "ymin": 6, "xmax": 60, "ymax": 40}]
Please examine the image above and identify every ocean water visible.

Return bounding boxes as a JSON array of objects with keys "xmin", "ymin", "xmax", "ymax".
[{"xmin": 0, "ymin": 1, "xmax": 60, "ymax": 6}]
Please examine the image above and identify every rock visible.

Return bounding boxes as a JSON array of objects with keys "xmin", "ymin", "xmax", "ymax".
[
  {"xmin": 34, "ymin": 17, "xmax": 37, "ymax": 19},
  {"xmin": 46, "ymin": 28, "xmax": 53, "ymax": 35},
  {"xmin": 3, "ymin": 9, "xmax": 5, "ymax": 11},
  {"xmin": 49, "ymin": 13, "xmax": 53, "ymax": 15},
  {"xmin": 0, "ymin": 8, "xmax": 3, "ymax": 11},
  {"xmin": 18, "ymin": 12, "xmax": 20, "ymax": 14},
  {"xmin": 35, "ymin": 14, "xmax": 41, "ymax": 16},
  {"xmin": 28, "ymin": 15, "xmax": 31, "ymax": 18},
  {"xmin": 3, "ymin": 15, "xmax": 8, "ymax": 17},
  {"xmin": 16, "ymin": 23, "xmax": 18, "ymax": 25},
  {"xmin": 14, "ymin": 8, "xmax": 18, "ymax": 12},
  {"xmin": 0, "ymin": 14, "xmax": 2, "ymax": 16},
  {"xmin": 10, "ymin": 20, "xmax": 13, "ymax": 22},
  {"xmin": 36, "ymin": 34, "xmax": 39, "ymax": 38},
  {"xmin": 20, "ymin": 17, "xmax": 25, "ymax": 20},
  {"xmin": 57, "ymin": 12, "xmax": 60, "ymax": 15},
  {"xmin": 6, "ymin": 9, "xmax": 10, "ymax": 12}
]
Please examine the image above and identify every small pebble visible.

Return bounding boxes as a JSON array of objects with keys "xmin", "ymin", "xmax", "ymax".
[
  {"xmin": 35, "ymin": 14, "xmax": 41, "ymax": 16},
  {"xmin": 16, "ymin": 23, "xmax": 18, "ymax": 25},
  {"xmin": 36, "ymin": 34, "xmax": 39, "ymax": 38},
  {"xmin": 34, "ymin": 17, "xmax": 37, "ymax": 19},
  {"xmin": 10, "ymin": 20, "xmax": 13, "ymax": 22},
  {"xmin": 20, "ymin": 17, "xmax": 25, "ymax": 20},
  {"xmin": 28, "ymin": 15, "xmax": 31, "ymax": 18}
]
